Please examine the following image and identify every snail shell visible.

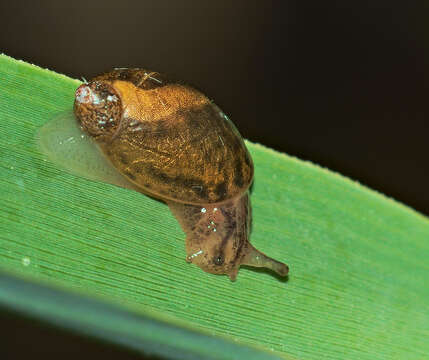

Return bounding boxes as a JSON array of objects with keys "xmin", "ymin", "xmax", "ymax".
[{"xmin": 38, "ymin": 68, "xmax": 289, "ymax": 281}]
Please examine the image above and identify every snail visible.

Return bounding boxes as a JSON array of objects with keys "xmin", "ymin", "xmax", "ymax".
[{"xmin": 37, "ymin": 68, "xmax": 289, "ymax": 281}]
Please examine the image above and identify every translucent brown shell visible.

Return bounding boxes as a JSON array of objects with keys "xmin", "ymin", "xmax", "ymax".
[{"xmin": 74, "ymin": 69, "xmax": 254, "ymax": 205}]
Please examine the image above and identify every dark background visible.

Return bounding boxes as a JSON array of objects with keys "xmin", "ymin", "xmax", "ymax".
[{"xmin": 1, "ymin": 1, "xmax": 428, "ymax": 359}]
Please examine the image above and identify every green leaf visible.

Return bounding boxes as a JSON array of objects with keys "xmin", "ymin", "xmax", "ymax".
[{"xmin": 0, "ymin": 54, "xmax": 428, "ymax": 359}]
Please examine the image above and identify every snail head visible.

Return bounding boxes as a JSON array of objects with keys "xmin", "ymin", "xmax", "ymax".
[
  {"xmin": 186, "ymin": 231, "xmax": 243, "ymax": 281},
  {"xmin": 186, "ymin": 232, "xmax": 289, "ymax": 281}
]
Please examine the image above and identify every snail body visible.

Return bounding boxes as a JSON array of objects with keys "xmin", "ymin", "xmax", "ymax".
[{"xmin": 38, "ymin": 68, "xmax": 288, "ymax": 281}]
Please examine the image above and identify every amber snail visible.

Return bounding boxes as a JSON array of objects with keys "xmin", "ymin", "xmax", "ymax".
[{"xmin": 37, "ymin": 68, "xmax": 289, "ymax": 281}]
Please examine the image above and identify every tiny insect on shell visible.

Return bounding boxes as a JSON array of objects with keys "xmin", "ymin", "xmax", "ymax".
[{"xmin": 37, "ymin": 68, "xmax": 289, "ymax": 281}]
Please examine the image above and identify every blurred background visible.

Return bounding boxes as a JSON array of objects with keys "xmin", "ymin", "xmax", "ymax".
[{"xmin": 1, "ymin": 1, "xmax": 428, "ymax": 359}]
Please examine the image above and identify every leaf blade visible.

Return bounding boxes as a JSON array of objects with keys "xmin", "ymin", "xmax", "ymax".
[{"xmin": 0, "ymin": 54, "xmax": 428, "ymax": 359}]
